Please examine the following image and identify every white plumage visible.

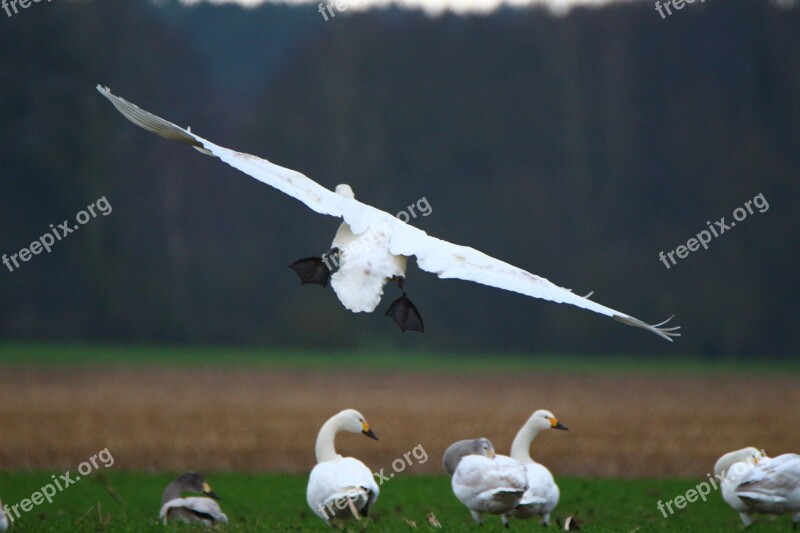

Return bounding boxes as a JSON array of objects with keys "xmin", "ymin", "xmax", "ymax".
[
  {"xmin": 159, "ymin": 497, "xmax": 228, "ymax": 526},
  {"xmin": 97, "ymin": 85, "xmax": 680, "ymax": 340},
  {"xmin": 158, "ymin": 472, "xmax": 228, "ymax": 526},
  {"xmin": 0, "ymin": 499, "xmax": 8, "ymax": 531},
  {"xmin": 307, "ymin": 409, "xmax": 379, "ymax": 523},
  {"xmin": 452, "ymin": 454, "xmax": 529, "ymax": 526},
  {"xmin": 443, "ymin": 438, "xmax": 528, "ymax": 526},
  {"xmin": 735, "ymin": 453, "xmax": 800, "ymax": 528},
  {"xmin": 714, "ymin": 447, "xmax": 766, "ymax": 527},
  {"xmin": 329, "ymin": 215, "xmax": 406, "ymax": 313},
  {"xmin": 502, "ymin": 409, "xmax": 567, "ymax": 526},
  {"xmin": 512, "ymin": 463, "xmax": 559, "ymax": 520}
]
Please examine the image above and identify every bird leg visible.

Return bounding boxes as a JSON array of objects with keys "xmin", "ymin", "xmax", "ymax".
[
  {"xmin": 345, "ymin": 496, "xmax": 361, "ymax": 521},
  {"xmin": 739, "ymin": 512, "xmax": 753, "ymax": 528},
  {"xmin": 470, "ymin": 510, "xmax": 483, "ymax": 525},
  {"xmin": 288, "ymin": 248, "xmax": 340, "ymax": 287},
  {"xmin": 384, "ymin": 277, "xmax": 424, "ymax": 333}
]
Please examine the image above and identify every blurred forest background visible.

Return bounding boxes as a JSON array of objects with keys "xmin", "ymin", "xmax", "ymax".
[{"xmin": 0, "ymin": 0, "xmax": 797, "ymax": 357}]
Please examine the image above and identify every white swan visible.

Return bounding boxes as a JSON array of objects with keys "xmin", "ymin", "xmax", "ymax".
[
  {"xmin": 307, "ymin": 409, "xmax": 380, "ymax": 523},
  {"xmin": 0, "ymin": 498, "xmax": 8, "ymax": 531},
  {"xmin": 158, "ymin": 472, "xmax": 228, "ymax": 526},
  {"xmin": 96, "ymin": 85, "xmax": 680, "ymax": 340},
  {"xmin": 735, "ymin": 453, "xmax": 800, "ymax": 528},
  {"xmin": 502, "ymin": 409, "xmax": 568, "ymax": 526},
  {"xmin": 714, "ymin": 447, "xmax": 765, "ymax": 527},
  {"xmin": 445, "ymin": 438, "xmax": 528, "ymax": 526}
]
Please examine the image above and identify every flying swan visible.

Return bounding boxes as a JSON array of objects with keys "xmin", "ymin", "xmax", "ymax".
[{"xmin": 97, "ymin": 85, "xmax": 681, "ymax": 339}]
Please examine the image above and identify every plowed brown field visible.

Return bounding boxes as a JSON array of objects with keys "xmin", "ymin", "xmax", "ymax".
[{"xmin": 0, "ymin": 366, "xmax": 796, "ymax": 478}]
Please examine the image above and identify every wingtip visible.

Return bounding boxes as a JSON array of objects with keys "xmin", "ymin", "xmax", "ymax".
[
  {"xmin": 96, "ymin": 85, "xmax": 213, "ymax": 155},
  {"xmin": 614, "ymin": 314, "xmax": 681, "ymax": 341}
]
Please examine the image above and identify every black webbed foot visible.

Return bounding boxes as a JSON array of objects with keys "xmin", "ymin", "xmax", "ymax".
[
  {"xmin": 289, "ymin": 257, "xmax": 331, "ymax": 287},
  {"xmin": 289, "ymin": 249, "xmax": 339, "ymax": 287},
  {"xmin": 385, "ymin": 294, "xmax": 424, "ymax": 333}
]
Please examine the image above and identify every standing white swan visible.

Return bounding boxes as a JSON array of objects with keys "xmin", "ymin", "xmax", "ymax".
[
  {"xmin": 444, "ymin": 438, "xmax": 528, "ymax": 526},
  {"xmin": 714, "ymin": 447, "xmax": 766, "ymax": 527},
  {"xmin": 307, "ymin": 409, "xmax": 380, "ymax": 523},
  {"xmin": 96, "ymin": 85, "xmax": 680, "ymax": 339},
  {"xmin": 735, "ymin": 453, "xmax": 800, "ymax": 528},
  {"xmin": 502, "ymin": 409, "xmax": 568, "ymax": 526}
]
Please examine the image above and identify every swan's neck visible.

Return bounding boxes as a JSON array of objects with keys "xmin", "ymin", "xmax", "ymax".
[
  {"xmin": 315, "ymin": 417, "xmax": 341, "ymax": 463},
  {"xmin": 714, "ymin": 449, "xmax": 758, "ymax": 476},
  {"xmin": 510, "ymin": 423, "xmax": 539, "ymax": 463},
  {"xmin": 161, "ymin": 481, "xmax": 182, "ymax": 505}
]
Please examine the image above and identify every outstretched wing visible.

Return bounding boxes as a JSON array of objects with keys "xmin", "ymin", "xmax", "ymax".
[
  {"xmin": 97, "ymin": 86, "xmax": 680, "ymax": 341},
  {"xmin": 384, "ymin": 219, "xmax": 681, "ymax": 340},
  {"xmin": 97, "ymin": 85, "xmax": 347, "ymax": 218}
]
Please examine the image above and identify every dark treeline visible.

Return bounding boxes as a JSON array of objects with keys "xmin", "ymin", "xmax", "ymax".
[{"xmin": 0, "ymin": 0, "xmax": 797, "ymax": 357}]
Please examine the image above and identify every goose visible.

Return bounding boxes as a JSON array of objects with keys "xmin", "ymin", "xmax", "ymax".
[
  {"xmin": 159, "ymin": 472, "xmax": 228, "ymax": 526},
  {"xmin": 502, "ymin": 409, "xmax": 568, "ymax": 526},
  {"xmin": 0, "ymin": 499, "xmax": 8, "ymax": 531},
  {"xmin": 96, "ymin": 85, "xmax": 680, "ymax": 339},
  {"xmin": 307, "ymin": 409, "xmax": 380, "ymax": 523},
  {"xmin": 444, "ymin": 438, "xmax": 528, "ymax": 526},
  {"xmin": 735, "ymin": 453, "xmax": 800, "ymax": 528},
  {"xmin": 714, "ymin": 447, "xmax": 766, "ymax": 527}
]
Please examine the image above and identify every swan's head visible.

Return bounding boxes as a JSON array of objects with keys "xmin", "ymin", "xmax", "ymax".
[
  {"xmin": 171, "ymin": 472, "xmax": 220, "ymax": 500},
  {"xmin": 713, "ymin": 447, "xmax": 764, "ymax": 476},
  {"xmin": 336, "ymin": 408, "xmax": 378, "ymax": 440},
  {"xmin": 473, "ymin": 437, "xmax": 495, "ymax": 458},
  {"xmin": 528, "ymin": 409, "xmax": 568, "ymax": 431},
  {"xmin": 335, "ymin": 184, "xmax": 355, "ymax": 199},
  {"xmin": 442, "ymin": 438, "xmax": 495, "ymax": 475}
]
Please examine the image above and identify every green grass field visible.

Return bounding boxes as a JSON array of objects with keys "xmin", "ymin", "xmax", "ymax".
[
  {"xmin": 1, "ymin": 342, "xmax": 797, "ymax": 531},
  {"xmin": 0, "ymin": 472, "xmax": 794, "ymax": 532},
  {"xmin": 0, "ymin": 342, "xmax": 796, "ymax": 376}
]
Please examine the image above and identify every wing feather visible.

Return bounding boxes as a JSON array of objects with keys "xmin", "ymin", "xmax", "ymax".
[
  {"xmin": 98, "ymin": 85, "xmax": 680, "ymax": 341},
  {"xmin": 385, "ymin": 219, "xmax": 680, "ymax": 340}
]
